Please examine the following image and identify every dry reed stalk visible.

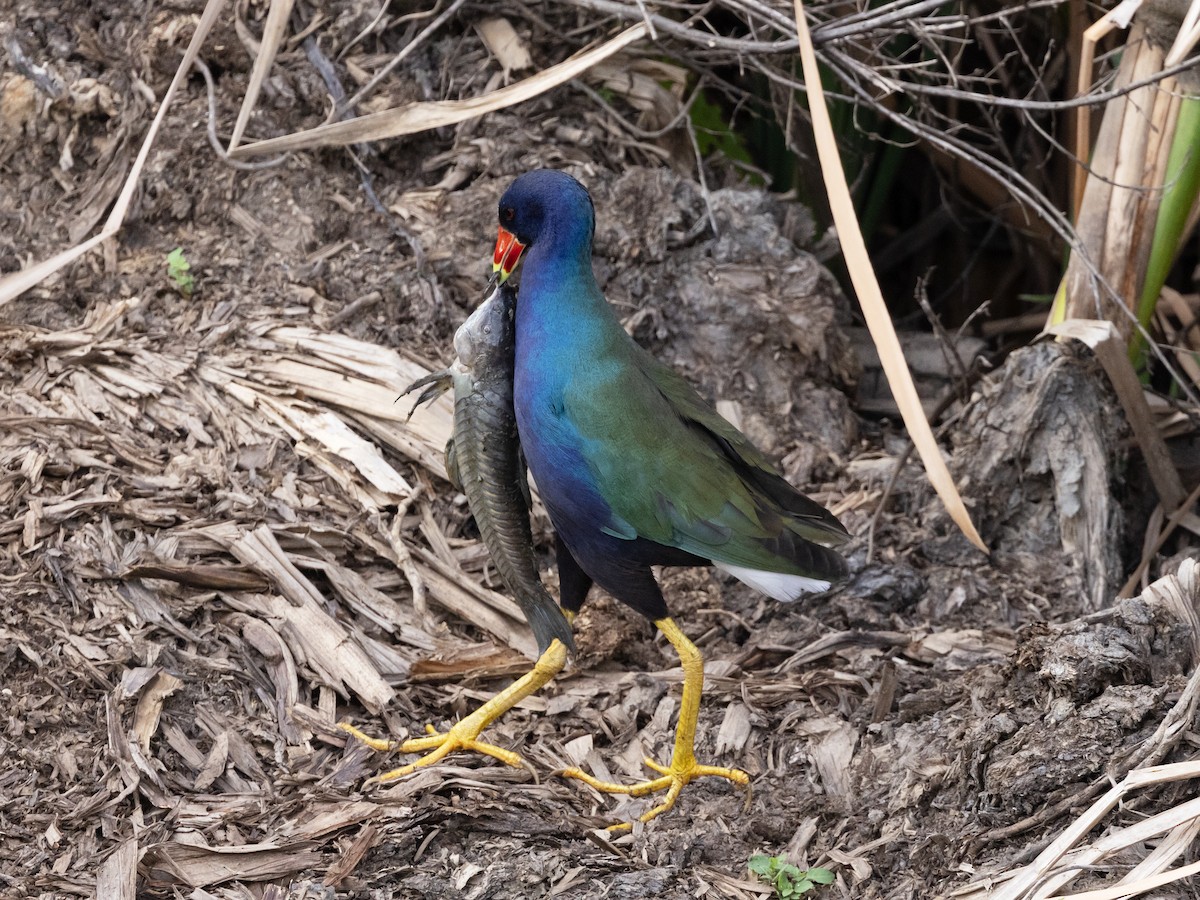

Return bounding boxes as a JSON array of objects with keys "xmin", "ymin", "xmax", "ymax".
[{"xmin": 1058, "ymin": 21, "xmax": 1183, "ymax": 339}]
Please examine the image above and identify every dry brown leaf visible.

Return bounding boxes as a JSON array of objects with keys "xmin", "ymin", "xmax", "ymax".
[
  {"xmin": 1071, "ymin": 2, "xmax": 1141, "ymax": 214},
  {"xmin": 715, "ymin": 702, "xmax": 752, "ymax": 755},
  {"xmin": 94, "ymin": 837, "xmax": 138, "ymax": 900},
  {"xmin": 203, "ymin": 524, "xmax": 395, "ymax": 711},
  {"xmin": 795, "ymin": 716, "xmax": 858, "ymax": 801},
  {"xmin": 324, "ymin": 822, "xmax": 381, "ymax": 887},
  {"xmin": 408, "ymin": 646, "xmax": 531, "ymax": 683},
  {"xmin": 193, "ymin": 731, "xmax": 230, "ymax": 792},
  {"xmin": 132, "ymin": 671, "xmax": 183, "ymax": 759},
  {"xmin": 233, "ymin": 613, "xmax": 306, "ymax": 744},
  {"xmin": 415, "ymin": 556, "xmax": 537, "ymax": 658}
]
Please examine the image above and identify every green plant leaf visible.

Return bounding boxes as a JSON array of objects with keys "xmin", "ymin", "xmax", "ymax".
[
  {"xmin": 1132, "ymin": 95, "xmax": 1200, "ymax": 364},
  {"xmin": 166, "ymin": 247, "xmax": 195, "ymax": 296},
  {"xmin": 750, "ymin": 854, "xmax": 835, "ymax": 898},
  {"xmin": 778, "ymin": 869, "xmax": 794, "ymax": 895},
  {"xmin": 689, "ymin": 90, "xmax": 753, "ymax": 167},
  {"xmin": 748, "ymin": 855, "xmax": 775, "ymax": 877}
]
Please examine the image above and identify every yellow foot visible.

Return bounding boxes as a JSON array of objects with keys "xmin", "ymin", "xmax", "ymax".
[
  {"xmin": 562, "ymin": 755, "xmax": 750, "ymax": 831},
  {"xmin": 339, "ymin": 638, "xmax": 568, "ymax": 785},
  {"xmin": 339, "ymin": 720, "xmax": 525, "ymax": 783}
]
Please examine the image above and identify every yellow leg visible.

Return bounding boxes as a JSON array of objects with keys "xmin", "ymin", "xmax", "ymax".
[
  {"xmin": 340, "ymin": 638, "xmax": 568, "ymax": 783},
  {"xmin": 561, "ymin": 617, "xmax": 749, "ymax": 830}
]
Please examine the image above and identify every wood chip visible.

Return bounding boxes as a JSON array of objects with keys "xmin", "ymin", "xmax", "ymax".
[
  {"xmin": 94, "ymin": 837, "xmax": 138, "ymax": 900},
  {"xmin": 796, "ymin": 716, "xmax": 859, "ymax": 802},
  {"xmin": 193, "ymin": 731, "xmax": 230, "ymax": 792},
  {"xmin": 132, "ymin": 671, "xmax": 183, "ymax": 759},
  {"xmin": 203, "ymin": 524, "xmax": 394, "ymax": 712},
  {"xmin": 715, "ymin": 702, "xmax": 752, "ymax": 755},
  {"xmin": 476, "ymin": 18, "xmax": 532, "ymax": 74},
  {"xmin": 323, "ymin": 822, "xmax": 380, "ymax": 887},
  {"xmin": 144, "ymin": 839, "xmax": 323, "ymax": 888}
]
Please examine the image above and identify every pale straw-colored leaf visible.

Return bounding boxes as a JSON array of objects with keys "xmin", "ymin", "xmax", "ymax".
[
  {"xmin": 1048, "ymin": 859, "xmax": 1200, "ymax": 900},
  {"xmin": 1070, "ymin": 1, "xmax": 1142, "ymax": 215},
  {"xmin": 791, "ymin": 0, "xmax": 987, "ymax": 552},
  {"xmin": 229, "ymin": 24, "xmax": 648, "ymax": 158},
  {"xmin": 1164, "ymin": 0, "xmax": 1200, "ymax": 67},
  {"xmin": 227, "ymin": 0, "xmax": 295, "ymax": 152},
  {"xmin": 94, "ymin": 838, "xmax": 138, "ymax": 900},
  {"xmin": 0, "ymin": 231, "xmax": 111, "ymax": 308}
]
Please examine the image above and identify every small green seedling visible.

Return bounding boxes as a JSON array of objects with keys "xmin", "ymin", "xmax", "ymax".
[
  {"xmin": 166, "ymin": 247, "xmax": 194, "ymax": 296},
  {"xmin": 748, "ymin": 855, "xmax": 834, "ymax": 898}
]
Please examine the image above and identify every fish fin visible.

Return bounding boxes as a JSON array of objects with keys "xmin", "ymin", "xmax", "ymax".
[{"xmin": 401, "ymin": 370, "xmax": 452, "ymax": 422}]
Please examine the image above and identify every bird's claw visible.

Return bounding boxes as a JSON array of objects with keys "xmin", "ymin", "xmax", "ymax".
[
  {"xmin": 339, "ymin": 720, "xmax": 527, "ymax": 784},
  {"xmin": 339, "ymin": 641, "xmax": 566, "ymax": 786},
  {"xmin": 561, "ymin": 755, "xmax": 749, "ymax": 831}
]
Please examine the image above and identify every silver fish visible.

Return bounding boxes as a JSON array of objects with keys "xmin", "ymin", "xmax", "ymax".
[{"xmin": 405, "ymin": 284, "xmax": 575, "ymax": 655}]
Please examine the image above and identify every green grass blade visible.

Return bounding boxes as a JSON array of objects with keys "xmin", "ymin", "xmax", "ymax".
[{"xmin": 1132, "ymin": 95, "xmax": 1200, "ymax": 361}]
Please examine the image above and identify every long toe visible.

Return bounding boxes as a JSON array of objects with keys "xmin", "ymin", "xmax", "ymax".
[
  {"xmin": 338, "ymin": 641, "xmax": 567, "ymax": 786},
  {"xmin": 561, "ymin": 755, "xmax": 749, "ymax": 830},
  {"xmin": 341, "ymin": 719, "xmax": 528, "ymax": 785}
]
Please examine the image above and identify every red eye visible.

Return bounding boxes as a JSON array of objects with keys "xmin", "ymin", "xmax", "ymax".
[{"xmin": 501, "ymin": 207, "xmax": 515, "ymax": 223}]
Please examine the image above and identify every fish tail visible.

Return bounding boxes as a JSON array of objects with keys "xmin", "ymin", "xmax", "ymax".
[{"xmin": 524, "ymin": 599, "xmax": 576, "ymax": 656}]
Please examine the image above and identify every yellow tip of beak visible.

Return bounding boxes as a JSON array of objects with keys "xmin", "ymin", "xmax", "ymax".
[{"xmin": 493, "ymin": 226, "xmax": 525, "ymax": 284}]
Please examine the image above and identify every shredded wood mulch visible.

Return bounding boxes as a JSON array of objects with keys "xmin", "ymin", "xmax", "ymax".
[{"xmin": 2, "ymin": 3, "xmax": 1200, "ymax": 899}]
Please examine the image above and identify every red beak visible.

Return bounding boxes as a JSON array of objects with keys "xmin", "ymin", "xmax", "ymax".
[{"xmin": 493, "ymin": 226, "xmax": 526, "ymax": 283}]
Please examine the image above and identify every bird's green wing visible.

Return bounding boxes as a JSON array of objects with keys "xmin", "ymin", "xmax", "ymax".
[
  {"xmin": 638, "ymin": 346, "xmax": 848, "ymax": 544},
  {"xmin": 564, "ymin": 342, "xmax": 847, "ymax": 577}
]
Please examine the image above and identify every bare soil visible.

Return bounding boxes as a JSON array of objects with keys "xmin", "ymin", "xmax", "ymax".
[{"xmin": 1, "ymin": 4, "xmax": 1197, "ymax": 899}]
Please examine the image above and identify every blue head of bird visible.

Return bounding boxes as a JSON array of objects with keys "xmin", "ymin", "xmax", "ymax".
[{"xmin": 493, "ymin": 170, "xmax": 597, "ymax": 284}]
